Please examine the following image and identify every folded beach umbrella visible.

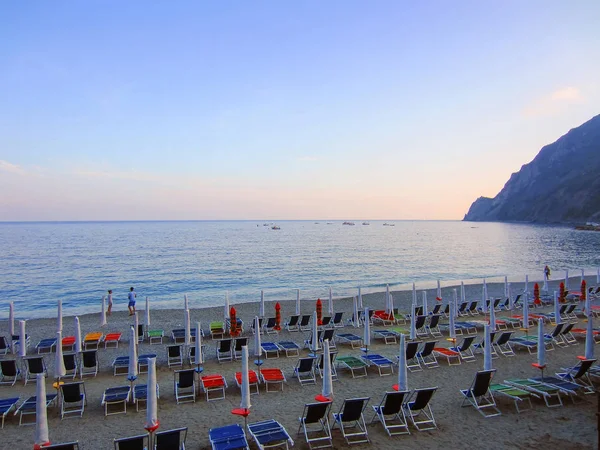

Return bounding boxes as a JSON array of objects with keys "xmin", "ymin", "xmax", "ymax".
[
  {"xmin": 489, "ymin": 301, "xmax": 496, "ymax": 332},
  {"xmin": 311, "ymin": 311, "xmax": 320, "ymax": 353},
  {"xmin": 522, "ymin": 294, "xmax": 530, "ymax": 330},
  {"xmin": 504, "ymin": 276, "xmax": 509, "ymax": 299},
  {"xmin": 253, "ymin": 316, "xmax": 262, "ymax": 359},
  {"xmin": 74, "ymin": 317, "xmax": 82, "ymax": 353},
  {"xmin": 422, "ymin": 291, "xmax": 427, "ymax": 316},
  {"xmin": 358, "ymin": 286, "xmax": 364, "ymax": 310},
  {"xmin": 9, "ymin": 301, "xmax": 14, "ymax": 337},
  {"xmin": 525, "ymin": 275, "xmax": 529, "ymax": 295},
  {"xmin": 395, "ymin": 333, "xmax": 408, "ymax": 392},
  {"xmin": 537, "ymin": 319, "xmax": 545, "ymax": 368},
  {"xmin": 585, "ymin": 290, "xmax": 591, "ymax": 318},
  {"xmin": 240, "ymin": 346, "xmax": 252, "ymax": 411},
  {"xmin": 410, "ymin": 307, "xmax": 416, "ymax": 341},
  {"xmin": 460, "ymin": 282, "xmax": 466, "ymax": 304},
  {"xmin": 133, "ymin": 312, "xmax": 139, "ymax": 344},
  {"xmin": 295, "ymin": 289, "xmax": 301, "ymax": 316},
  {"xmin": 581, "ymin": 269, "xmax": 585, "ymax": 287},
  {"xmin": 412, "ymin": 283, "xmax": 417, "ymax": 310},
  {"xmin": 57, "ymin": 299, "xmax": 63, "ymax": 333},
  {"xmin": 564, "ymin": 270, "xmax": 569, "ymax": 290},
  {"xmin": 34, "ymin": 373, "xmax": 50, "ymax": 449},
  {"xmin": 483, "ymin": 323, "xmax": 492, "ymax": 371},
  {"xmin": 54, "ymin": 331, "xmax": 66, "ymax": 380},
  {"xmin": 128, "ymin": 326, "xmax": 138, "ymax": 382},
  {"xmin": 508, "ymin": 283, "xmax": 513, "ymax": 310},
  {"xmin": 224, "ymin": 292, "xmax": 230, "ymax": 321},
  {"xmin": 388, "ymin": 294, "xmax": 394, "ymax": 320},
  {"xmin": 320, "ymin": 339, "xmax": 333, "ymax": 401},
  {"xmin": 543, "ymin": 271, "xmax": 549, "ymax": 292},
  {"xmin": 19, "ymin": 320, "xmax": 26, "ymax": 357},
  {"xmin": 328, "ymin": 287, "xmax": 334, "ymax": 316},
  {"xmin": 145, "ymin": 357, "xmax": 159, "ymax": 434},
  {"xmin": 259, "ymin": 291, "xmax": 265, "ymax": 318},
  {"xmin": 101, "ymin": 296, "xmax": 107, "ymax": 327},
  {"xmin": 184, "ymin": 294, "xmax": 189, "ymax": 311},
  {"xmin": 585, "ymin": 316, "xmax": 594, "ymax": 360},
  {"xmin": 437, "ymin": 280, "xmax": 442, "ymax": 300},
  {"xmin": 453, "ymin": 288, "xmax": 458, "ymax": 318},
  {"xmin": 385, "ymin": 285, "xmax": 390, "ymax": 314},
  {"xmin": 597, "ymin": 268, "xmax": 600, "ymax": 285},
  {"xmin": 352, "ymin": 296, "xmax": 360, "ymax": 328},
  {"xmin": 145, "ymin": 297, "xmax": 151, "ymax": 330},
  {"xmin": 449, "ymin": 301, "xmax": 456, "ymax": 340},
  {"xmin": 482, "ymin": 279, "xmax": 488, "ymax": 313},
  {"xmin": 363, "ymin": 307, "xmax": 371, "ymax": 349},
  {"xmin": 195, "ymin": 322, "xmax": 203, "ymax": 366},
  {"xmin": 184, "ymin": 309, "xmax": 191, "ymax": 346},
  {"xmin": 553, "ymin": 291, "xmax": 561, "ymax": 325}
]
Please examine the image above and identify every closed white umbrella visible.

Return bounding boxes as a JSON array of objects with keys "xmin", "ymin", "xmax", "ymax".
[
  {"xmin": 585, "ymin": 316, "xmax": 594, "ymax": 360},
  {"xmin": 523, "ymin": 294, "xmax": 530, "ymax": 330},
  {"xmin": 311, "ymin": 311, "xmax": 320, "ymax": 353},
  {"xmin": 127, "ymin": 326, "xmax": 138, "ymax": 382},
  {"xmin": 543, "ymin": 270, "xmax": 549, "ymax": 292},
  {"xmin": 437, "ymin": 280, "xmax": 442, "ymax": 300},
  {"xmin": 453, "ymin": 289, "xmax": 458, "ymax": 318},
  {"xmin": 352, "ymin": 296, "xmax": 360, "ymax": 328},
  {"xmin": 328, "ymin": 287, "xmax": 334, "ymax": 316},
  {"xmin": 101, "ymin": 296, "xmax": 107, "ymax": 327},
  {"xmin": 253, "ymin": 316, "xmax": 262, "ymax": 359},
  {"xmin": 240, "ymin": 346, "xmax": 252, "ymax": 411},
  {"xmin": 320, "ymin": 339, "xmax": 333, "ymax": 401},
  {"xmin": 57, "ymin": 300, "xmax": 63, "ymax": 333},
  {"xmin": 449, "ymin": 301, "xmax": 456, "ymax": 340},
  {"xmin": 184, "ymin": 309, "xmax": 191, "ymax": 346},
  {"xmin": 385, "ymin": 285, "xmax": 390, "ymax": 314},
  {"xmin": 195, "ymin": 322, "xmax": 203, "ymax": 367},
  {"xmin": 133, "ymin": 312, "xmax": 139, "ymax": 344},
  {"xmin": 19, "ymin": 320, "xmax": 26, "ymax": 357},
  {"xmin": 34, "ymin": 373, "xmax": 50, "ymax": 448},
  {"xmin": 489, "ymin": 301, "xmax": 496, "ymax": 332},
  {"xmin": 525, "ymin": 275, "xmax": 529, "ymax": 295},
  {"xmin": 396, "ymin": 333, "xmax": 408, "ymax": 391},
  {"xmin": 54, "ymin": 331, "xmax": 66, "ymax": 380},
  {"xmin": 553, "ymin": 291, "xmax": 562, "ymax": 325},
  {"xmin": 144, "ymin": 357, "xmax": 159, "ymax": 434},
  {"xmin": 358, "ymin": 287, "xmax": 364, "ymax": 309},
  {"xmin": 410, "ymin": 306, "xmax": 416, "ymax": 341},
  {"xmin": 508, "ymin": 283, "xmax": 513, "ymax": 310},
  {"xmin": 8, "ymin": 301, "xmax": 14, "ymax": 337},
  {"xmin": 597, "ymin": 268, "xmax": 600, "ymax": 285},
  {"xmin": 145, "ymin": 297, "xmax": 151, "ymax": 330},
  {"xmin": 412, "ymin": 283, "xmax": 417, "ymax": 310},
  {"xmin": 565, "ymin": 270, "xmax": 569, "ymax": 290},
  {"xmin": 504, "ymin": 276, "xmax": 509, "ymax": 299},
  {"xmin": 483, "ymin": 323, "xmax": 492, "ymax": 371},
  {"xmin": 537, "ymin": 319, "xmax": 546, "ymax": 369},
  {"xmin": 389, "ymin": 294, "xmax": 394, "ymax": 320},
  {"xmin": 184, "ymin": 294, "xmax": 189, "ymax": 311},
  {"xmin": 224, "ymin": 292, "xmax": 230, "ymax": 321},
  {"xmin": 259, "ymin": 291, "xmax": 265, "ymax": 318},
  {"xmin": 482, "ymin": 279, "xmax": 488, "ymax": 313},
  {"xmin": 363, "ymin": 307, "xmax": 371, "ymax": 350},
  {"xmin": 74, "ymin": 317, "xmax": 82, "ymax": 354},
  {"xmin": 581, "ymin": 269, "xmax": 585, "ymax": 287},
  {"xmin": 422, "ymin": 291, "xmax": 427, "ymax": 316},
  {"xmin": 295, "ymin": 289, "xmax": 301, "ymax": 316},
  {"xmin": 585, "ymin": 289, "xmax": 591, "ymax": 318},
  {"xmin": 460, "ymin": 282, "xmax": 466, "ymax": 304}
]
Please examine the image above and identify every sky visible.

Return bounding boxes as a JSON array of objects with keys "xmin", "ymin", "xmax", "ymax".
[{"xmin": 1, "ymin": 1, "xmax": 599, "ymax": 221}]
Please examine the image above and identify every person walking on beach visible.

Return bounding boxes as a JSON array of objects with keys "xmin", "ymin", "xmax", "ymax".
[
  {"xmin": 107, "ymin": 289, "xmax": 113, "ymax": 315},
  {"xmin": 544, "ymin": 265, "xmax": 551, "ymax": 280},
  {"xmin": 128, "ymin": 287, "xmax": 136, "ymax": 315}
]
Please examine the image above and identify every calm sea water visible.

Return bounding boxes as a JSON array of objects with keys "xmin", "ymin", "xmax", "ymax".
[{"xmin": 1, "ymin": 220, "xmax": 600, "ymax": 318}]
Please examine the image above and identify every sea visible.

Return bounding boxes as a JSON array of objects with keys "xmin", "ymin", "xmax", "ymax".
[{"xmin": 1, "ymin": 220, "xmax": 599, "ymax": 318}]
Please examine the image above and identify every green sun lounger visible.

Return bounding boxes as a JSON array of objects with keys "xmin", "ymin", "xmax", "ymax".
[
  {"xmin": 490, "ymin": 383, "xmax": 537, "ymax": 413},
  {"xmin": 503, "ymin": 378, "xmax": 563, "ymax": 408},
  {"xmin": 147, "ymin": 330, "xmax": 164, "ymax": 345},
  {"xmin": 336, "ymin": 356, "xmax": 368, "ymax": 378}
]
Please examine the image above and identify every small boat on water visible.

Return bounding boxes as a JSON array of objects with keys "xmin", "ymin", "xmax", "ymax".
[
  {"xmin": 383, "ymin": 223, "xmax": 395, "ymax": 226},
  {"xmin": 342, "ymin": 221, "xmax": 355, "ymax": 226},
  {"xmin": 271, "ymin": 225, "xmax": 281, "ymax": 230},
  {"xmin": 362, "ymin": 222, "xmax": 370, "ymax": 225}
]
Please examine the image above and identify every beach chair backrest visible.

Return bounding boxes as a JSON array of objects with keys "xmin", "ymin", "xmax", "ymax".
[
  {"xmin": 562, "ymin": 323, "xmax": 574, "ymax": 334},
  {"xmin": 265, "ymin": 317, "xmax": 276, "ymax": 328},
  {"xmin": 460, "ymin": 336, "xmax": 475, "ymax": 351},
  {"xmin": 495, "ymin": 332, "xmax": 512, "ymax": 345},
  {"xmin": 469, "ymin": 302, "xmax": 478, "ymax": 311},
  {"xmin": 318, "ymin": 351, "xmax": 337, "ymax": 370},
  {"xmin": 300, "ymin": 315, "xmax": 311, "ymax": 326},
  {"xmin": 44, "ymin": 443, "xmax": 79, "ymax": 450},
  {"xmin": 566, "ymin": 304, "xmax": 576, "ymax": 314},
  {"xmin": 458, "ymin": 302, "xmax": 467, "ymax": 312},
  {"xmin": 443, "ymin": 304, "xmax": 449, "ymax": 314},
  {"xmin": 168, "ymin": 345, "xmax": 182, "ymax": 357},
  {"xmin": 1, "ymin": 359, "xmax": 17, "ymax": 376},
  {"xmin": 28, "ymin": 357, "xmax": 44, "ymax": 374},
  {"xmin": 420, "ymin": 341, "xmax": 436, "ymax": 357},
  {"xmin": 514, "ymin": 294, "xmax": 522, "ymax": 305},
  {"xmin": 0, "ymin": 336, "xmax": 8, "ymax": 351},
  {"xmin": 572, "ymin": 359, "xmax": 596, "ymax": 379},
  {"xmin": 218, "ymin": 339, "xmax": 232, "ymax": 352},
  {"xmin": 304, "ymin": 401, "xmax": 331, "ymax": 424},
  {"xmin": 155, "ymin": 427, "xmax": 186, "ymax": 450},
  {"xmin": 297, "ymin": 357, "xmax": 314, "ymax": 373},
  {"xmin": 333, "ymin": 312, "xmax": 343, "ymax": 324},
  {"xmin": 551, "ymin": 323, "xmax": 564, "ymax": 337},
  {"xmin": 339, "ymin": 398, "xmax": 368, "ymax": 422},
  {"xmin": 433, "ymin": 304, "xmax": 442, "ymax": 315},
  {"xmin": 61, "ymin": 383, "xmax": 83, "ymax": 403},
  {"xmin": 380, "ymin": 391, "xmax": 406, "ymax": 415},
  {"xmin": 177, "ymin": 369, "xmax": 195, "ymax": 388},
  {"xmin": 559, "ymin": 305, "xmax": 567, "ymax": 314},
  {"xmin": 235, "ymin": 338, "xmax": 247, "ymax": 351},
  {"xmin": 409, "ymin": 387, "xmax": 437, "ymax": 411},
  {"xmin": 406, "ymin": 342, "xmax": 419, "ymax": 360},
  {"xmin": 414, "ymin": 306, "xmax": 423, "ymax": 316},
  {"xmin": 472, "ymin": 370, "xmax": 495, "ymax": 397},
  {"xmin": 82, "ymin": 351, "xmax": 96, "ymax": 368},
  {"xmin": 137, "ymin": 324, "xmax": 144, "ymax": 338},
  {"xmin": 415, "ymin": 316, "xmax": 426, "ymax": 329},
  {"xmin": 322, "ymin": 329, "xmax": 334, "ymax": 341},
  {"xmin": 493, "ymin": 298, "xmax": 500, "ymax": 308},
  {"xmin": 63, "ymin": 354, "xmax": 77, "ymax": 371},
  {"xmin": 429, "ymin": 314, "xmax": 440, "ymax": 328},
  {"xmin": 322, "ymin": 316, "xmax": 331, "ymax": 326},
  {"xmin": 114, "ymin": 434, "xmax": 148, "ymax": 450},
  {"xmin": 288, "ymin": 315, "xmax": 299, "ymax": 326}
]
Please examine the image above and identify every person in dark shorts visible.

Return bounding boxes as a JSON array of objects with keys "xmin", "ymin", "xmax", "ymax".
[{"xmin": 128, "ymin": 287, "xmax": 136, "ymax": 315}]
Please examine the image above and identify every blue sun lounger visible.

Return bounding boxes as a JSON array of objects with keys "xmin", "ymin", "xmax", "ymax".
[
  {"xmin": 209, "ymin": 423, "xmax": 249, "ymax": 450},
  {"xmin": 101, "ymin": 385, "xmax": 131, "ymax": 416},
  {"xmin": 337, "ymin": 333, "xmax": 363, "ymax": 349},
  {"xmin": 509, "ymin": 337, "xmax": 538, "ymax": 354},
  {"xmin": 261, "ymin": 342, "xmax": 280, "ymax": 359},
  {"xmin": 0, "ymin": 397, "xmax": 19, "ymax": 428},
  {"xmin": 16, "ymin": 394, "xmax": 57, "ymax": 425},
  {"xmin": 529, "ymin": 376, "xmax": 585, "ymax": 398},
  {"xmin": 112, "ymin": 356, "xmax": 129, "ymax": 376},
  {"xmin": 373, "ymin": 330, "xmax": 397, "ymax": 344},
  {"xmin": 36, "ymin": 338, "xmax": 57, "ymax": 354},
  {"xmin": 247, "ymin": 419, "xmax": 293, "ymax": 450},
  {"xmin": 276, "ymin": 341, "xmax": 300, "ymax": 357},
  {"xmin": 362, "ymin": 354, "xmax": 395, "ymax": 376}
]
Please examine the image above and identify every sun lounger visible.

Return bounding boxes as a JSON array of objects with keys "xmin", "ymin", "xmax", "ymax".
[
  {"xmin": 261, "ymin": 342, "xmax": 280, "ymax": 359},
  {"xmin": 432, "ymin": 347, "xmax": 461, "ymax": 365},
  {"xmin": 16, "ymin": 394, "xmax": 57, "ymax": 425},
  {"xmin": 559, "ymin": 323, "xmax": 577, "ymax": 345},
  {"xmin": 571, "ymin": 328, "xmax": 600, "ymax": 343},
  {"xmin": 138, "ymin": 353, "xmax": 156, "ymax": 374},
  {"xmin": 299, "ymin": 315, "xmax": 312, "ymax": 332},
  {"xmin": 101, "ymin": 385, "xmax": 131, "ymax": 416},
  {"xmin": 461, "ymin": 369, "xmax": 501, "ymax": 417},
  {"xmin": 304, "ymin": 331, "xmax": 322, "ymax": 350},
  {"xmin": 210, "ymin": 322, "xmax": 225, "ymax": 340},
  {"xmin": 133, "ymin": 383, "xmax": 159, "ymax": 412},
  {"xmin": 336, "ymin": 355, "xmax": 368, "ymax": 378},
  {"xmin": 426, "ymin": 315, "xmax": 443, "ymax": 337},
  {"xmin": 147, "ymin": 329, "xmax": 164, "ymax": 344},
  {"xmin": 297, "ymin": 401, "xmax": 332, "ymax": 449},
  {"xmin": 0, "ymin": 336, "xmax": 12, "ymax": 355},
  {"xmin": 417, "ymin": 341, "xmax": 439, "ymax": 368},
  {"xmin": 403, "ymin": 387, "xmax": 438, "ymax": 431},
  {"xmin": 373, "ymin": 310, "xmax": 394, "ymax": 327},
  {"xmin": 332, "ymin": 312, "xmax": 344, "ymax": 328},
  {"xmin": 0, "ymin": 359, "xmax": 20, "ymax": 386},
  {"xmin": 216, "ymin": 339, "xmax": 233, "ymax": 363},
  {"xmin": 167, "ymin": 345, "xmax": 183, "ymax": 368},
  {"xmin": 60, "ymin": 381, "xmax": 87, "ymax": 419},
  {"xmin": 336, "ymin": 333, "xmax": 363, "ymax": 349},
  {"xmin": 155, "ymin": 427, "xmax": 187, "ymax": 450},
  {"xmin": 276, "ymin": 341, "xmax": 300, "ymax": 357},
  {"xmin": 36, "ymin": 338, "xmax": 57, "ymax": 354},
  {"xmin": 0, "ymin": 397, "xmax": 19, "ymax": 428},
  {"xmin": 450, "ymin": 336, "xmax": 476, "ymax": 362},
  {"xmin": 235, "ymin": 370, "xmax": 259, "ymax": 395},
  {"xmin": 494, "ymin": 332, "xmax": 515, "ymax": 356},
  {"xmin": 80, "ymin": 350, "xmax": 98, "ymax": 378},
  {"xmin": 331, "ymin": 397, "xmax": 370, "ymax": 445},
  {"xmin": 248, "ymin": 419, "xmax": 293, "ymax": 450},
  {"xmin": 294, "ymin": 357, "xmax": 316, "ymax": 385},
  {"xmin": 509, "ymin": 337, "xmax": 538, "ymax": 354},
  {"xmin": 285, "ymin": 315, "xmax": 300, "ymax": 332},
  {"xmin": 114, "ymin": 434, "xmax": 150, "ymax": 450},
  {"xmin": 454, "ymin": 322, "xmax": 479, "ymax": 335},
  {"xmin": 102, "ymin": 332, "xmax": 122, "ymax": 349},
  {"xmin": 319, "ymin": 316, "xmax": 332, "ymax": 329},
  {"xmin": 209, "ymin": 424, "xmax": 247, "ymax": 450},
  {"xmin": 112, "ymin": 356, "xmax": 129, "ymax": 376},
  {"xmin": 320, "ymin": 329, "xmax": 337, "ymax": 349},
  {"xmin": 200, "ymin": 374, "xmax": 228, "ymax": 401},
  {"xmin": 370, "ymin": 391, "xmax": 410, "ymax": 436},
  {"xmin": 556, "ymin": 358, "xmax": 597, "ymax": 394},
  {"xmin": 12, "ymin": 333, "xmax": 30, "ymax": 354},
  {"xmin": 63, "ymin": 353, "xmax": 78, "ymax": 379},
  {"xmin": 174, "ymin": 369, "xmax": 196, "ymax": 404},
  {"xmin": 504, "ymin": 378, "xmax": 563, "ymax": 407},
  {"xmin": 62, "ymin": 335, "xmax": 76, "ymax": 352},
  {"xmin": 489, "ymin": 383, "xmax": 536, "ymax": 413},
  {"xmin": 260, "ymin": 368, "xmax": 286, "ymax": 392},
  {"xmin": 83, "ymin": 332, "xmax": 103, "ymax": 350},
  {"xmin": 362, "ymin": 353, "xmax": 395, "ymax": 376},
  {"xmin": 263, "ymin": 317, "xmax": 279, "ymax": 335},
  {"xmin": 317, "ymin": 352, "xmax": 338, "ymax": 380},
  {"xmin": 233, "ymin": 337, "xmax": 248, "ymax": 360},
  {"xmin": 23, "ymin": 356, "xmax": 47, "ymax": 384},
  {"xmin": 40, "ymin": 442, "xmax": 80, "ymax": 450},
  {"xmin": 373, "ymin": 330, "xmax": 397, "ymax": 345},
  {"xmin": 528, "ymin": 376, "xmax": 584, "ymax": 399}
]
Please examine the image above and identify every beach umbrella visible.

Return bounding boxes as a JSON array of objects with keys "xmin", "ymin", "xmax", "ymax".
[
  {"xmin": 184, "ymin": 294, "xmax": 189, "ymax": 311},
  {"xmin": 128, "ymin": 326, "xmax": 138, "ymax": 382},
  {"xmin": 74, "ymin": 317, "xmax": 82, "ymax": 354},
  {"xmin": 259, "ymin": 291, "xmax": 265, "ymax": 318},
  {"xmin": 508, "ymin": 283, "xmax": 513, "ymax": 310},
  {"xmin": 489, "ymin": 302, "xmax": 496, "ymax": 332},
  {"xmin": 525, "ymin": 275, "xmax": 529, "ymax": 295},
  {"xmin": 253, "ymin": 316, "xmax": 262, "ymax": 359},
  {"xmin": 316, "ymin": 299, "xmax": 323, "ymax": 326},
  {"xmin": 410, "ymin": 306, "xmax": 416, "ymax": 340},
  {"xmin": 144, "ymin": 357, "xmax": 159, "ymax": 436},
  {"xmin": 385, "ymin": 285, "xmax": 390, "ymax": 314},
  {"xmin": 412, "ymin": 283, "xmax": 417, "ymax": 310},
  {"xmin": 534, "ymin": 283, "xmax": 541, "ymax": 306},
  {"xmin": 523, "ymin": 294, "xmax": 530, "ymax": 330},
  {"xmin": 358, "ymin": 287, "xmax": 364, "ymax": 309},
  {"xmin": 482, "ymin": 279, "xmax": 488, "ymax": 313},
  {"xmin": 565, "ymin": 270, "xmax": 569, "ymax": 290},
  {"xmin": 19, "ymin": 320, "xmax": 26, "ymax": 357},
  {"xmin": 597, "ymin": 268, "xmax": 600, "ymax": 285},
  {"xmin": 559, "ymin": 282, "xmax": 566, "ymax": 303},
  {"xmin": 224, "ymin": 292, "xmax": 230, "ymax": 321},
  {"xmin": 352, "ymin": 296, "xmax": 360, "ymax": 327},
  {"xmin": 483, "ymin": 323, "xmax": 492, "ymax": 371},
  {"xmin": 537, "ymin": 319, "xmax": 545, "ymax": 368},
  {"xmin": 33, "ymin": 373, "xmax": 50, "ymax": 449},
  {"xmin": 437, "ymin": 280, "xmax": 442, "ymax": 300},
  {"xmin": 585, "ymin": 316, "xmax": 594, "ymax": 360},
  {"xmin": 543, "ymin": 270, "xmax": 549, "ymax": 292},
  {"xmin": 449, "ymin": 301, "xmax": 456, "ymax": 340},
  {"xmin": 504, "ymin": 276, "xmax": 509, "ymax": 299},
  {"xmin": 274, "ymin": 303, "xmax": 281, "ymax": 331},
  {"xmin": 184, "ymin": 309, "xmax": 191, "ymax": 346},
  {"xmin": 394, "ymin": 333, "xmax": 408, "ymax": 392},
  {"xmin": 320, "ymin": 339, "xmax": 333, "ymax": 402},
  {"xmin": 134, "ymin": 312, "xmax": 139, "ymax": 344},
  {"xmin": 388, "ymin": 294, "xmax": 395, "ymax": 321},
  {"xmin": 328, "ymin": 287, "xmax": 334, "ymax": 316},
  {"xmin": 54, "ymin": 331, "xmax": 66, "ymax": 380},
  {"xmin": 584, "ymin": 287, "xmax": 591, "ymax": 318},
  {"xmin": 295, "ymin": 289, "xmax": 301, "ymax": 316},
  {"xmin": 580, "ymin": 269, "xmax": 585, "ymax": 287},
  {"xmin": 57, "ymin": 299, "xmax": 63, "ymax": 333},
  {"xmin": 240, "ymin": 346, "xmax": 252, "ymax": 411},
  {"xmin": 311, "ymin": 311, "xmax": 320, "ymax": 353},
  {"xmin": 8, "ymin": 301, "xmax": 14, "ymax": 337},
  {"xmin": 145, "ymin": 297, "xmax": 151, "ymax": 330},
  {"xmin": 422, "ymin": 291, "xmax": 427, "ymax": 316},
  {"xmin": 553, "ymin": 291, "xmax": 562, "ymax": 325},
  {"xmin": 460, "ymin": 282, "xmax": 466, "ymax": 304},
  {"xmin": 363, "ymin": 307, "xmax": 371, "ymax": 351},
  {"xmin": 581, "ymin": 279, "xmax": 587, "ymax": 302},
  {"xmin": 229, "ymin": 307, "xmax": 239, "ymax": 337},
  {"xmin": 195, "ymin": 322, "xmax": 203, "ymax": 367},
  {"xmin": 453, "ymin": 289, "xmax": 458, "ymax": 318},
  {"xmin": 101, "ymin": 296, "xmax": 107, "ymax": 327}
]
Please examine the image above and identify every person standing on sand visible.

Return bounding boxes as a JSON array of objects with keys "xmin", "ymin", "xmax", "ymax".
[
  {"xmin": 107, "ymin": 290, "xmax": 113, "ymax": 315},
  {"xmin": 544, "ymin": 265, "xmax": 551, "ymax": 280},
  {"xmin": 128, "ymin": 287, "xmax": 136, "ymax": 315}
]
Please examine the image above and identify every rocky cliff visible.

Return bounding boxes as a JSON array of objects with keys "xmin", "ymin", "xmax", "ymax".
[{"xmin": 464, "ymin": 114, "xmax": 600, "ymax": 223}]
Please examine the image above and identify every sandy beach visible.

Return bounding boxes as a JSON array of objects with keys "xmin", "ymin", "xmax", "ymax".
[{"xmin": 1, "ymin": 279, "xmax": 597, "ymax": 449}]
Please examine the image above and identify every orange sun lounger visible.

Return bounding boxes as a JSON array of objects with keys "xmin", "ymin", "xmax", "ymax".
[
  {"xmin": 235, "ymin": 370, "xmax": 259, "ymax": 395},
  {"xmin": 84, "ymin": 332, "xmax": 103, "ymax": 350},
  {"xmin": 432, "ymin": 347, "xmax": 461, "ymax": 365},
  {"xmin": 200, "ymin": 374, "xmax": 228, "ymax": 401},
  {"xmin": 259, "ymin": 368, "xmax": 286, "ymax": 392},
  {"xmin": 103, "ymin": 332, "xmax": 122, "ymax": 349}
]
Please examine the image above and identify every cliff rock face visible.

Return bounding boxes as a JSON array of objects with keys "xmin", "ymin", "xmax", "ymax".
[{"xmin": 464, "ymin": 114, "xmax": 600, "ymax": 223}]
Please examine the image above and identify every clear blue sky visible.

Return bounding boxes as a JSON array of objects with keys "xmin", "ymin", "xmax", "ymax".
[{"xmin": 1, "ymin": 1, "xmax": 599, "ymax": 220}]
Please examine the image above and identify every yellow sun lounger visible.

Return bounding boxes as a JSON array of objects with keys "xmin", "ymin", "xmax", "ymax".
[{"xmin": 84, "ymin": 332, "xmax": 103, "ymax": 350}]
